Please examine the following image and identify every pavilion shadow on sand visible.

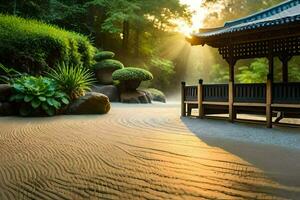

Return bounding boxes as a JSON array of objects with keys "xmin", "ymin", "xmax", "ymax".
[{"xmin": 182, "ymin": 0, "xmax": 300, "ymax": 128}]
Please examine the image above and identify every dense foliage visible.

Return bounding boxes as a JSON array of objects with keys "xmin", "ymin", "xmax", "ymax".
[
  {"xmin": 10, "ymin": 76, "xmax": 69, "ymax": 116},
  {"xmin": 112, "ymin": 67, "xmax": 153, "ymax": 81},
  {"xmin": 0, "ymin": 14, "xmax": 95, "ymax": 74},
  {"xmin": 48, "ymin": 63, "xmax": 95, "ymax": 100},
  {"xmin": 94, "ymin": 51, "xmax": 115, "ymax": 62},
  {"xmin": 145, "ymin": 58, "xmax": 175, "ymax": 91},
  {"xmin": 94, "ymin": 59, "xmax": 124, "ymax": 70}
]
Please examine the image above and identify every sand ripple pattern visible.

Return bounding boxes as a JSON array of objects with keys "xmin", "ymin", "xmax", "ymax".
[{"xmin": 0, "ymin": 105, "xmax": 299, "ymax": 199}]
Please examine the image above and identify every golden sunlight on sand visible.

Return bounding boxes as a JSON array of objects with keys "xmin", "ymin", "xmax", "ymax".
[{"xmin": 0, "ymin": 104, "xmax": 299, "ymax": 199}]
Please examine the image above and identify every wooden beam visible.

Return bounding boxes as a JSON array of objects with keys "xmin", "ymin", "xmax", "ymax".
[
  {"xmin": 198, "ymin": 79, "xmax": 204, "ymax": 118},
  {"xmin": 181, "ymin": 81, "xmax": 186, "ymax": 117}
]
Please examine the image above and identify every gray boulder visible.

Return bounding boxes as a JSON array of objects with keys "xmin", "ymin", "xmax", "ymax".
[
  {"xmin": 120, "ymin": 91, "xmax": 151, "ymax": 104},
  {"xmin": 67, "ymin": 92, "xmax": 111, "ymax": 115},
  {"xmin": 91, "ymin": 84, "xmax": 120, "ymax": 102},
  {"xmin": 0, "ymin": 84, "xmax": 12, "ymax": 102}
]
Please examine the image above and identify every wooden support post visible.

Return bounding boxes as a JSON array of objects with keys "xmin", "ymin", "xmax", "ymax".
[
  {"xmin": 228, "ymin": 56, "xmax": 236, "ymax": 122},
  {"xmin": 266, "ymin": 74, "xmax": 273, "ymax": 128},
  {"xmin": 266, "ymin": 43, "xmax": 274, "ymax": 128},
  {"xmin": 181, "ymin": 81, "xmax": 186, "ymax": 117},
  {"xmin": 198, "ymin": 79, "xmax": 204, "ymax": 118}
]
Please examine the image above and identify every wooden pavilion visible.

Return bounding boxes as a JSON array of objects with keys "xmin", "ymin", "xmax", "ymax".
[{"xmin": 182, "ymin": 0, "xmax": 300, "ymax": 128}]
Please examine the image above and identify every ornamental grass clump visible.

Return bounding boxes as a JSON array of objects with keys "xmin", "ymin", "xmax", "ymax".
[
  {"xmin": 112, "ymin": 67, "xmax": 153, "ymax": 91},
  {"xmin": 48, "ymin": 63, "xmax": 95, "ymax": 100},
  {"xmin": 10, "ymin": 76, "xmax": 69, "ymax": 116}
]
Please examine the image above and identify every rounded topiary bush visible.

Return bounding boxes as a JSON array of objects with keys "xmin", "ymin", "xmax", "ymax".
[
  {"xmin": 94, "ymin": 59, "xmax": 124, "ymax": 70},
  {"xmin": 94, "ymin": 51, "xmax": 115, "ymax": 62},
  {"xmin": 94, "ymin": 59, "xmax": 124, "ymax": 85},
  {"xmin": 112, "ymin": 67, "xmax": 153, "ymax": 91}
]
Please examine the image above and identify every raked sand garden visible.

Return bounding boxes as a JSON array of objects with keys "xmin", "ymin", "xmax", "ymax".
[{"xmin": 1, "ymin": 103, "xmax": 300, "ymax": 200}]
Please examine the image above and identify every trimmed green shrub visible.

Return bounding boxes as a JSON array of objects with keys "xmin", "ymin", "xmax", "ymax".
[
  {"xmin": 94, "ymin": 51, "xmax": 115, "ymax": 62},
  {"xmin": 10, "ymin": 76, "xmax": 69, "ymax": 116},
  {"xmin": 48, "ymin": 63, "xmax": 95, "ymax": 100},
  {"xmin": 0, "ymin": 14, "xmax": 95, "ymax": 74},
  {"xmin": 112, "ymin": 67, "xmax": 153, "ymax": 81},
  {"xmin": 94, "ymin": 59, "xmax": 124, "ymax": 70}
]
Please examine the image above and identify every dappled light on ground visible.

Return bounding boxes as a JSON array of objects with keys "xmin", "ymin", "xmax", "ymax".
[{"xmin": 0, "ymin": 104, "xmax": 299, "ymax": 199}]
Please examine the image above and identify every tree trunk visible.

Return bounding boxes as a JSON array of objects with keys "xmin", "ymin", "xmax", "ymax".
[{"xmin": 122, "ymin": 20, "xmax": 130, "ymax": 51}]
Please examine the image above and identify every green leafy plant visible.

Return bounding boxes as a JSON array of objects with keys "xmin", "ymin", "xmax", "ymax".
[
  {"xmin": 48, "ymin": 63, "xmax": 95, "ymax": 100},
  {"xmin": 10, "ymin": 76, "xmax": 69, "ymax": 116},
  {"xmin": 112, "ymin": 67, "xmax": 153, "ymax": 81},
  {"xmin": 94, "ymin": 59, "xmax": 124, "ymax": 70},
  {"xmin": 94, "ymin": 51, "xmax": 115, "ymax": 62}
]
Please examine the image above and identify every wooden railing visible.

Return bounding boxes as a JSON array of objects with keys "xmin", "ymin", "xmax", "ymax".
[
  {"xmin": 181, "ymin": 80, "xmax": 300, "ymax": 128},
  {"xmin": 183, "ymin": 83, "xmax": 300, "ymax": 104},
  {"xmin": 184, "ymin": 86, "xmax": 198, "ymax": 101},
  {"xmin": 235, "ymin": 84, "xmax": 266, "ymax": 103},
  {"xmin": 203, "ymin": 84, "xmax": 228, "ymax": 102},
  {"xmin": 273, "ymin": 83, "xmax": 300, "ymax": 104}
]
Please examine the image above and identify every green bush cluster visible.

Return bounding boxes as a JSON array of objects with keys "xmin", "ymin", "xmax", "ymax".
[
  {"xmin": 94, "ymin": 51, "xmax": 115, "ymax": 62},
  {"xmin": 94, "ymin": 59, "xmax": 124, "ymax": 70},
  {"xmin": 112, "ymin": 67, "xmax": 153, "ymax": 81},
  {"xmin": 0, "ymin": 14, "xmax": 95, "ymax": 74},
  {"xmin": 10, "ymin": 76, "xmax": 69, "ymax": 116}
]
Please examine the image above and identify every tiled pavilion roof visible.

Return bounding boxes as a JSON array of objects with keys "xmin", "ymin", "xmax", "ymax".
[{"xmin": 191, "ymin": 0, "xmax": 300, "ymax": 46}]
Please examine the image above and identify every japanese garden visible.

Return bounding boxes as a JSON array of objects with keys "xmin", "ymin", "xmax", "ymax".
[{"xmin": 0, "ymin": 0, "xmax": 300, "ymax": 199}]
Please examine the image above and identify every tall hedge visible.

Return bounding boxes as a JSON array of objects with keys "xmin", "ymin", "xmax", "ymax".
[{"xmin": 0, "ymin": 14, "xmax": 95, "ymax": 74}]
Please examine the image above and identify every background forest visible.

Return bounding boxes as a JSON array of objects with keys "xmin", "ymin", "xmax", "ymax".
[{"xmin": 1, "ymin": 0, "xmax": 299, "ymax": 97}]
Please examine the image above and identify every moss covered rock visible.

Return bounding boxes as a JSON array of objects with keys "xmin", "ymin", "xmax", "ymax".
[{"xmin": 144, "ymin": 88, "xmax": 166, "ymax": 103}]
